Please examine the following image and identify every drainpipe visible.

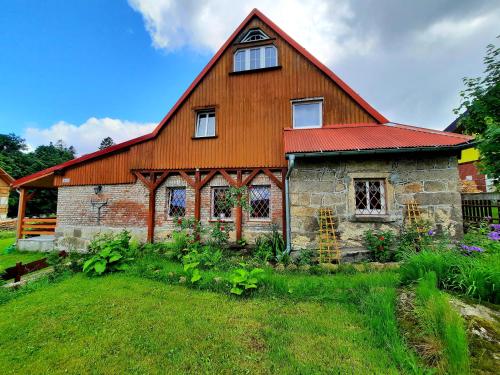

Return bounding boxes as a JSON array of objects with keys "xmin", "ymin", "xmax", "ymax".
[{"xmin": 285, "ymin": 154, "xmax": 296, "ymax": 254}]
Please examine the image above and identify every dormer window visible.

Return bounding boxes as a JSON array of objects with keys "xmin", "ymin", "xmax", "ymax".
[
  {"xmin": 233, "ymin": 45, "xmax": 278, "ymax": 72},
  {"xmin": 240, "ymin": 28, "xmax": 270, "ymax": 43}
]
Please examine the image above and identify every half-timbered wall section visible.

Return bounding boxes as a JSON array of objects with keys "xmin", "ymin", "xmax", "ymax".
[{"xmin": 53, "ymin": 17, "xmax": 376, "ymax": 187}]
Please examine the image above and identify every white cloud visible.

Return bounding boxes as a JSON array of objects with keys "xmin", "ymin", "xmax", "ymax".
[
  {"xmin": 127, "ymin": 0, "xmax": 376, "ymax": 65},
  {"xmin": 24, "ymin": 117, "xmax": 156, "ymax": 156}
]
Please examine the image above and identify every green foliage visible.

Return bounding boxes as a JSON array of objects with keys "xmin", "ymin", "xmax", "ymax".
[
  {"xmin": 0, "ymin": 134, "xmax": 76, "ymax": 217},
  {"xmin": 253, "ymin": 236, "xmax": 274, "ymax": 263},
  {"xmin": 183, "ymin": 261, "xmax": 202, "ymax": 284},
  {"xmin": 83, "ymin": 231, "xmax": 134, "ymax": 276},
  {"xmin": 0, "ymin": 231, "xmax": 15, "ymax": 240},
  {"xmin": 3, "ymin": 244, "xmax": 15, "ymax": 255},
  {"xmin": 98, "ymin": 136, "xmax": 115, "ymax": 150},
  {"xmin": 295, "ymin": 249, "xmax": 315, "ymax": 266},
  {"xmin": 229, "ymin": 265, "xmax": 265, "ymax": 295},
  {"xmin": 215, "ymin": 185, "xmax": 251, "ymax": 214},
  {"xmin": 207, "ymin": 220, "xmax": 232, "ymax": 249},
  {"xmin": 253, "ymin": 224, "xmax": 285, "ymax": 264},
  {"xmin": 363, "ymin": 229, "xmax": 396, "ymax": 262},
  {"xmin": 400, "ymin": 234, "xmax": 500, "ymax": 303},
  {"xmin": 414, "ymin": 272, "xmax": 470, "ymax": 374},
  {"xmin": 454, "ymin": 36, "xmax": 500, "ymax": 185}
]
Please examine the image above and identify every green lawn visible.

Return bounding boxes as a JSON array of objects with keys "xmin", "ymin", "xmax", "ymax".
[
  {"xmin": 0, "ymin": 273, "xmax": 414, "ymax": 374},
  {"xmin": 0, "ymin": 236, "xmax": 46, "ymax": 274}
]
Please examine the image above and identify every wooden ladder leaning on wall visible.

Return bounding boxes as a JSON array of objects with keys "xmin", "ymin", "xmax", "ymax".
[{"xmin": 318, "ymin": 208, "xmax": 341, "ymax": 264}]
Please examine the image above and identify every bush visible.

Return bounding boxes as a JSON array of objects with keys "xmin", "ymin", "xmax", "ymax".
[
  {"xmin": 414, "ymin": 272, "xmax": 470, "ymax": 374},
  {"xmin": 83, "ymin": 231, "xmax": 134, "ymax": 276},
  {"xmin": 229, "ymin": 265, "xmax": 265, "ymax": 295},
  {"xmin": 363, "ymin": 229, "xmax": 396, "ymax": 262},
  {"xmin": 253, "ymin": 225, "xmax": 285, "ymax": 263}
]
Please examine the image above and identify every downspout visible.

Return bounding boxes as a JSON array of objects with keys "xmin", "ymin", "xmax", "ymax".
[{"xmin": 285, "ymin": 154, "xmax": 295, "ymax": 254}]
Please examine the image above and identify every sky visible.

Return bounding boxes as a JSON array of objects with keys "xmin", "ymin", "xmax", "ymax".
[{"xmin": 0, "ymin": 0, "xmax": 498, "ymax": 155}]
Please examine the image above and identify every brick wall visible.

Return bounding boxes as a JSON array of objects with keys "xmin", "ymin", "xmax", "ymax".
[
  {"xmin": 289, "ymin": 155, "xmax": 463, "ymax": 252},
  {"xmin": 55, "ymin": 171, "xmax": 283, "ymax": 249}
]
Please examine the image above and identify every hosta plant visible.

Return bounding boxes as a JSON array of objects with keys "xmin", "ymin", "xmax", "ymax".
[
  {"xmin": 229, "ymin": 265, "xmax": 265, "ymax": 295},
  {"xmin": 83, "ymin": 247, "xmax": 131, "ymax": 275}
]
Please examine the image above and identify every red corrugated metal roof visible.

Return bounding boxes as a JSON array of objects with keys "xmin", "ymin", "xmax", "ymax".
[{"xmin": 284, "ymin": 123, "xmax": 473, "ymax": 154}]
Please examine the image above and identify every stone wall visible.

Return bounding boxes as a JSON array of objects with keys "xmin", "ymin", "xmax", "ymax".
[
  {"xmin": 55, "ymin": 171, "xmax": 283, "ymax": 250},
  {"xmin": 289, "ymin": 155, "xmax": 463, "ymax": 252}
]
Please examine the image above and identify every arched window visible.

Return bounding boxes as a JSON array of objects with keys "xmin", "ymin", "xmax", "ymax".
[
  {"xmin": 233, "ymin": 45, "xmax": 278, "ymax": 72},
  {"xmin": 241, "ymin": 28, "xmax": 270, "ymax": 43}
]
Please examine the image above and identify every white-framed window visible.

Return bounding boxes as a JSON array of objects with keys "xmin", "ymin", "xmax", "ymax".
[
  {"xmin": 167, "ymin": 187, "xmax": 186, "ymax": 218},
  {"xmin": 292, "ymin": 99, "xmax": 323, "ymax": 129},
  {"xmin": 195, "ymin": 110, "xmax": 216, "ymax": 138},
  {"xmin": 249, "ymin": 185, "xmax": 271, "ymax": 219},
  {"xmin": 354, "ymin": 179, "xmax": 386, "ymax": 215},
  {"xmin": 211, "ymin": 187, "xmax": 232, "ymax": 220},
  {"xmin": 241, "ymin": 28, "xmax": 270, "ymax": 43},
  {"xmin": 233, "ymin": 45, "xmax": 278, "ymax": 72}
]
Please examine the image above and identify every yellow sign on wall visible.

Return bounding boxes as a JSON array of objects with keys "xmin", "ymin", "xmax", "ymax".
[{"xmin": 459, "ymin": 147, "xmax": 480, "ymax": 164}]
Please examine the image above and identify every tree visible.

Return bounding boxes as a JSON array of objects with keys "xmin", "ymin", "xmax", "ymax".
[
  {"xmin": 455, "ymin": 36, "xmax": 500, "ymax": 186},
  {"xmin": 99, "ymin": 137, "xmax": 115, "ymax": 150},
  {"xmin": 0, "ymin": 135, "xmax": 76, "ymax": 217}
]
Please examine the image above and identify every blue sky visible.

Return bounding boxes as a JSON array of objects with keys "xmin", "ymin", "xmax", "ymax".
[{"xmin": 1, "ymin": 1, "xmax": 498, "ymax": 155}]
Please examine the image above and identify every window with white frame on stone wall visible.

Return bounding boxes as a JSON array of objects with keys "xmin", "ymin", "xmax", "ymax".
[
  {"xmin": 354, "ymin": 179, "xmax": 387, "ymax": 215},
  {"xmin": 167, "ymin": 187, "xmax": 186, "ymax": 218},
  {"xmin": 211, "ymin": 186, "xmax": 232, "ymax": 220},
  {"xmin": 249, "ymin": 185, "xmax": 271, "ymax": 220}
]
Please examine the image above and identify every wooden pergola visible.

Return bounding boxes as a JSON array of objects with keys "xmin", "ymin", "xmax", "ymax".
[{"xmin": 132, "ymin": 167, "xmax": 287, "ymax": 243}]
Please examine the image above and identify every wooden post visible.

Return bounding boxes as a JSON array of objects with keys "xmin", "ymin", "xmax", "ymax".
[
  {"xmin": 236, "ymin": 170, "xmax": 243, "ymax": 241},
  {"xmin": 194, "ymin": 170, "xmax": 201, "ymax": 221},
  {"xmin": 147, "ymin": 185, "xmax": 155, "ymax": 243},
  {"xmin": 16, "ymin": 188, "xmax": 27, "ymax": 240}
]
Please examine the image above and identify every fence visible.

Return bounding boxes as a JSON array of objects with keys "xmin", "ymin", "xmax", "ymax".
[
  {"xmin": 1, "ymin": 258, "xmax": 49, "ymax": 282},
  {"xmin": 0, "ymin": 219, "xmax": 16, "ymax": 231},
  {"xmin": 18, "ymin": 217, "xmax": 57, "ymax": 238},
  {"xmin": 461, "ymin": 193, "xmax": 500, "ymax": 225}
]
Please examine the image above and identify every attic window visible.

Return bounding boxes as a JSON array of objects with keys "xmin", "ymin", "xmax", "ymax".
[
  {"xmin": 241, "ymin": 28, "xmax": 270, "ymax": 43},
  {"xmin": 234, "ymin": 45, "xmax": 277, "ymax": 72}
]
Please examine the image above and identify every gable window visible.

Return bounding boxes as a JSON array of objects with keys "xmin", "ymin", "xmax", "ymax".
[
  {"xmin": 233, "ymin": 45, "xmax": 278, "ymax": 72},
  {"xmin": 354, "ymin": 179, "xmax": 386, "ymax": 215},
  {"xmin": 249, "ymin": 185, "xmax": 271, "ymax": 219},
  {"xmin": 195, "ymin": 110, "xmax": 216, "ymax": 138},
  {"xmin": 211, "ymin": 187, "xmax": 232, "ymax": 220},
  {"xmin": 167, "ymin": 187, "xmax": 186, "ymax": 218},
  {"xmin": 241, "ymin": 28, "xmax": 270, "ymax": 43},
  {"xmin": 292, "ymin": 99, "xmax": 323, "ymax": 128}
]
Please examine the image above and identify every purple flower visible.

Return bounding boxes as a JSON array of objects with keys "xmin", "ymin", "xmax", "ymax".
[
  {"xmin": 488, "ymin": 231, "xmax": 500, "ymax": 241},
  {"xmin": 490, "ymin": 224, "xmax": 500, "ymax": 232},
  {"xmin": 460, "ymin": 244, "xmax": 484, "ymax": 253},
  {"xmin": 428, "ymin": 229, "xmax": 436, "ymax": 236}
]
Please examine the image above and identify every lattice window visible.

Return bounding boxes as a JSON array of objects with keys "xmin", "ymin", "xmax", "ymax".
[
  {"xmin": 354, "ymin": 179, "xmax": 386, "ymax": 215},
  {"xmin": 211, "ymin": 187, "xmax": 232, "ymax": 220},
  {"xmin": 250, "ymin": 185, "xmax": 271, "ymax": 219},
  {"xmin": 167, "ymin": 187, "xmax": 186, "ymax": 218}
]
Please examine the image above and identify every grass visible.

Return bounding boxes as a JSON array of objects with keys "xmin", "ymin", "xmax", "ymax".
[
  {"xmin": 0, "ymin": 273, "xmax": 419, "ymax": 374},
  {"xmin": 0, "ymin": 233, "xmax": 46, "ymax": 274},
  {"xmin": 413, "ymin": 272, "xmax": 470, "ymax": 374}
]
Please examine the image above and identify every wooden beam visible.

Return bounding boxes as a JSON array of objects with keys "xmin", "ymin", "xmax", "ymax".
[
  {"xmin": 146, "ymin": 186, "xmax": 155, "ymax": 243},
  {"xmin": 133, "ymin": 171, "xmax": 153, "ymax": 188},
  {"xmin": 194, "ymin": 170, "xmax": 201, "ymax": 221},
  {"xmin": 236, "ymin": 170, "xmax": 243, "ymax": 241},
  {"xmin": 179, "ymin": 171, "xmax": 196, "ymax": 188},
  {"xmin": 16, "ymin": 188, "xmax": 27, "ymax": 240},
  {"xmin": 152, "ymin": 171, "xmax": 170, "ymax": 190},
  {"xmin": 198, "ymin": 170, "xmax": 217, "ymax": 189},
  {"xmin": 242, "ymin": 168, "xmax": 261, "ymax": 186},
  {"xmin": 262, "ymin": 168, "xmax": 283, "ymax": 190},
  {"xmin": 219, "ymin": 169, "xmax": 237, "ymax": 187}
]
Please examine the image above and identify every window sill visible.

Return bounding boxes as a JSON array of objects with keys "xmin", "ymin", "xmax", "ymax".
[
  {"xmin": 229, "ymin": 65, "xmax": 282, "ymax": 75},
  {"xmin": 350, "ymin": 215, "xmax": 395, "ymax": 223},
  {"xmin": 192, "ymin": 135, "xmax": 218, "ymax": 140},
  {"xmin": 247, "ymin": 218, "xmax": 272, "ymax": 223},
  {"xmin": 208, "ymin": 219, "xmax": 234, "ymax": 223}
]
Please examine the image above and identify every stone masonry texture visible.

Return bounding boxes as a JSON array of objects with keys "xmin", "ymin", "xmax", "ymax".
[{"xmin": 289, "ymin": 155, "xmax": 463, "ymax": 252}]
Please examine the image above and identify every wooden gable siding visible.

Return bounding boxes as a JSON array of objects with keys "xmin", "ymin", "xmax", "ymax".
[{"xmin": 54, "ymin": 18, "xmax": 376, "ymax": 187}]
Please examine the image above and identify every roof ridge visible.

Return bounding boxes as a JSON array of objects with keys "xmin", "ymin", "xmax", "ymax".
[{"xmin": 388, "ymin": 122, "xmax": 473, "ymax": 140}]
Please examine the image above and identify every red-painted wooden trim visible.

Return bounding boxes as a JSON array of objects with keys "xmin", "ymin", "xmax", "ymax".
[
  {"xmin": 178, "ymin": 171, "xmax": 196, "ymax": 188},
  {"xmin": 12, "ymin": 8, "xmax": 389, "ymax": 189},
  {"xmin": 262, "ymin": 168, "xmax": 283, "ymax": 190},
  {"xmin": 242, "ymin": 169, "xmax": 261, "ymax": 186},
  {"xmin": 218, "ymin": 169, "xmax": 238, "ymax": 187},
  {"xmin": 236, "ymin": 170, "xmax": 243, "ymax": 241}
]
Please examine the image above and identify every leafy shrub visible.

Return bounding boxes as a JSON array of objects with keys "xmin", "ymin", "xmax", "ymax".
[
  {"xmin": 414, "ymin": 272, "xmax": 469, "ymax": 374},
  {"xmin": 208, "ymin": 220, "xmax": 232, "ymax": 249},
  {"xmin": 253, "ymin": 236, "xmax": 274, "ymax": 263},
  {"xmin": 363, "ymin": 229, "xmax": 396, "ymax": 262},
  {"xmin": 229, "ymin": 265, "xmax": 265, "ymax": 295},
  {"xmin": 253, "ymin": 225, "xmax": 285, "ymax": 263},
  {"xmin": 295, "ymin": 249, "xmax": 315, "ymax": 266},
  {"xmin": 183, "ymin": 261, "xmax": 202, "ymax": 284},
  {"xmin": 83, "ymin": 231, "xmax": 134, "ymax": 276}
]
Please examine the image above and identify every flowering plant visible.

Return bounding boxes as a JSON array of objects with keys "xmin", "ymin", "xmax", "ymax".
[
  {"xmin": 459, "ymin": 244, "xmax": 484, "ymax": 255},
  {"xmin": 363, "ymin": 229, "xmax": 396, "ymax": 262}
]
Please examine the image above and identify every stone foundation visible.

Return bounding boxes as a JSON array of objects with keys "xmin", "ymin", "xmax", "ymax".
[
  {"xmin": 55, "ymin": 171, "xmax": 283, "ymax": 250},
  {"xmin": 289, "ymin": 155, "xmax": 463, "ymax": 254}
]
